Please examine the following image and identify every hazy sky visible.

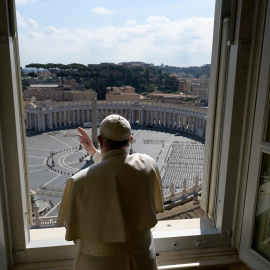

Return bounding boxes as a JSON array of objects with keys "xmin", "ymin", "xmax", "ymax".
[{"xmin": 15, "ymin": 0, "xmax": 215, "ymax": 68}]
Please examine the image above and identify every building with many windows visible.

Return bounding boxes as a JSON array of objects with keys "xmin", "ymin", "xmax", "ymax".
[{"xmin": 23, "ymin": 84, "xmax": 97, "ymax": 102}]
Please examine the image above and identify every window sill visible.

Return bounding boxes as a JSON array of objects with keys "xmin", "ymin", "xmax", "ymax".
[
  {"xmin": 10, "ymin": 247, "xmax": 243, "ymax": 270},
  {"xmin": 22, "ymin": 217, "xmax": 224, "ymax": 264}
]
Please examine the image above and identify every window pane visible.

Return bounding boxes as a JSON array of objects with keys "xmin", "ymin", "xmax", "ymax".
[{"xmin": 252, "ymin": 152, "xmax": 270, "ymax": 261}]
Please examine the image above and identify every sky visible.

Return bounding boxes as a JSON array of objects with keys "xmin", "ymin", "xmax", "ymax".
[{"xmin": 15, "ymin": 0, "xmax": 215, "ymax": 68}]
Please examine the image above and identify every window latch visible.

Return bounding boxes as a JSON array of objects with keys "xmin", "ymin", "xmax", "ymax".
[{"xmin": 193, "ymin": 239, "xmax": 207, "ymax": 247}]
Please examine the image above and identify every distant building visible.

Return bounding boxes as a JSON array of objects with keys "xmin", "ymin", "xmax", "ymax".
[
  {"xmin": 178, "ymin": 80, "xmax": 188, "ymax": 93},
  {"xmin": 191, "ymin": 83, "xmax": 209, "ymax": 103},
  {"xmin": 147, "ymin": 91, "xmax": 198, "ymax": 104},
  {"xmin": 23, "ymin": 84, "xmax": 64, "ymax": 101},
  {"xmin": 23, "ymin": 83, "xmax": 96, "ymax": 102},
  {"xmin": 63, "ymin": 90, "xmax": 97, "ymax": 101},
  {"xmin": 106, "ymin": 86, "xmax": 143, "ymax": 101}
]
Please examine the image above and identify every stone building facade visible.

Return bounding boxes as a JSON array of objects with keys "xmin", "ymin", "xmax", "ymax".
[
  {"xmin": 23, "ymin": 84, "xmax": 97, "ymax": 102},
  {"xmin": 105, "ymin": 86, "xmax": 142, "ymax": 101}
]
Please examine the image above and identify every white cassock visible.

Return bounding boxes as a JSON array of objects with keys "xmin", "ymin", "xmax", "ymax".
[{"xmin": 57, "ymin": 149, "xmax": 164, "ymax": 270}]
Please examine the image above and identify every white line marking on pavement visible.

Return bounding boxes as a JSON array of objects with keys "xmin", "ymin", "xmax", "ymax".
[
  {"xmin": 43, "ymin": 174, "xmax": 62, "ymax": 186},
  {"xmin": 28, "ymin": 156, "xmax": 47, "ymax": 159},
  {"xmin": 49, "ymin": 135, "xmax": 72, "ymax": 148},
  {"xmin": 58, "ymin": 152, "xmax": 79, "ymax": 171},
  {"xmin": 28, "ymin": 148, "xmax": 51, "ymax": 151},
  {"xmin": 28, "ymin": 164, "xmax": 46, "ymax": 167},
  {"xmin": 65, "ymin": 160, "xmax": 81, "ymax": 165},
  {"xmin": 29, "ymin": 169, "xmax": 48, "ymax": 173},
  {"xmin": 72, "ymin": 137, "xmax": 79, "ymax": 144},
  {"xmin": 43, "ymin": 202, "xmax": 60, "ymax": 218},
  {"xmin": 132, "ymin": 130, "xmax": 141, "ymax": 137}
]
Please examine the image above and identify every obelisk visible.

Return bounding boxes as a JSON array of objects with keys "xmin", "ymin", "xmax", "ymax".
[{"xmin": 91, "ymin": 98, "xmax": 98, "ymax": 147}]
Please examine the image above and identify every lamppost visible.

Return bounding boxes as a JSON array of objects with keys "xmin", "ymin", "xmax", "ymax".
[
  {"xmin": 79, "ymin": 142, "xmax": 83, "ymax": 150},
  {"xmin": 50, "ymin": 150, "xmax": 55, "ymax": 168},
  {"xmin": 129, "ymin": 139, "xmax": 136, "ymax": 155}
]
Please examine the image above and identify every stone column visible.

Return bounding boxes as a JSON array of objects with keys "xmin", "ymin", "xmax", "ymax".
[
  {"xmin": 34, "ymin": 114, "xmax": 38, "ymax": 130},
  {"xmin": 100, "ymin": 109, "xmax": 103, "ymax": 121},
  {"xmin": 72, "ymin": 110, "xmax": 75, "ymax": 125},
  {"xmin": 188, "ymin": 116, "xmax": 191, "ymax": 132},
  {"xmin": 59, "ymin": 111, "xmax": 62, "ymax": 127},
  {"xmin": 193, "ymin": 117, "xmax": 197, "ymax": 133},
  {"xmin": 67, "ymin": 110, "xmax": 70, "ymax": 126},
  {"xmin": 155, "ymin": 111, "xmax": 158, "ymax": 126},
  {"xmin": 142, "ymin": 110, "xmax": 145, "ymax": 125},
  {"xmin": 49, "ymin": 112, "xmax": 53, "ymax": 129},
  {"xmin": 77, "ymin": 110, "xmax": 80, "ymax": 125},
  {"xmin": 195, "ymin": 117, "xmax": 199, "ymax": 135},
  {"xmin": 63, "ymin": 111, "xmax": 66, "ymax": 127},
  {"xmin": 37, "ymin": 113, "xmax": 42, "ymax": 131},
  {"xmin": 151, "ymin": 111, "xmax": 154, "ymax": 125},
  {"xmin": 86, "ymin": 109, "xmax": 90, "ymax": 122},
  {"xmin": 173, "ymin": 113, "xmax": 176, "ymax": 129},
  {"xmin": 166, "ymin": 112, "xmax": 170, "ymax": 128},
  {"xmin": 203, "ymin": 120, "xmax": 207, "ymax": 137},
  {"xmin": 28, "ymin": 113, "xmax": 32, "ymax": 129},
  {"xmin": 175, "ymin": 114, "xmax": 179, "ymax": 129},
  {"xmin": 131, "ymin": 110, "xmax": 134, "ymax": 124},
  {"xmin": 81, "ymin": 109, "xmax": 85, "ymax": 125},
  {"xmin": 54, "ymin": 112, "xmax": 57, "ymax": 128}
]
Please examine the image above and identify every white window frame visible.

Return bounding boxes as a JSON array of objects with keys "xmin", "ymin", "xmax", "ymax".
[
  {"xmin": 239, "ymin": 1, "xmax": 270, "ymax": 269},
  {"xmin": 1, "ymin": 0, "xmax": 268, "ymax": 268}
]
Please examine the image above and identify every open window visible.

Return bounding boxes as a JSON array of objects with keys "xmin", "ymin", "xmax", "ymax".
[{"xmin": 2, "ymin": 0, "xmax": 270, "ymax": 269}]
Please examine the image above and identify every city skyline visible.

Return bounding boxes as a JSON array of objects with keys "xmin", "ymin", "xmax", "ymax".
[{"xmin": 16, "ymin": 0, "xmax": 215, "ymax": 68}]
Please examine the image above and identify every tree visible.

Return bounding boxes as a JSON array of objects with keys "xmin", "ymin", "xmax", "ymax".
[{"xmin": 28, "ymin": 72, "xmax": 37, "ymax": 78}]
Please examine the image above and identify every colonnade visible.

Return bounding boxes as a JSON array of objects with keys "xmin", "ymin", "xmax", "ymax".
[{"xmin": 25, "ymin": 100, "xmax": 207, "ymax": 138}]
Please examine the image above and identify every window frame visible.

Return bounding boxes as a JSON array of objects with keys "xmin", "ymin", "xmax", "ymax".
[
  {"xmin": 239, "ymin": 1, "xmax": 270, "ymax": 268},
  {"xmin": 1, "ymin": 0, "xmax": 266, "ymax": 267}
]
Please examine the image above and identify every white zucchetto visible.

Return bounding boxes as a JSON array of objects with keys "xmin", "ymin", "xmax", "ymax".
[{"xmin": 99, "ymin": 114, "xmax": 131, "ymax": 141}]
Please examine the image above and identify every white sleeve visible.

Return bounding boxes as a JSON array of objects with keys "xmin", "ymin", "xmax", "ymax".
[{"xmin": 93, "ymin": 150, "xmax": 102, "ymax": 164}]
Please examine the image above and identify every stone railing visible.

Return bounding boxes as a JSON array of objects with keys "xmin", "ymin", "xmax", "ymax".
[
  {"xmin": 30, "ymin": 182, "xmax": 202, "ymax": 228},
  {"xmin": 32, "ymin": 216, "xmax": 58, "ymax": 228},
  {"xmin": 30, "ymin": 202, "xmax": 60, "ymax": 228},
  {"xmin": 164, "ymin": 181, "xmax": 202, "ymax": 204}
]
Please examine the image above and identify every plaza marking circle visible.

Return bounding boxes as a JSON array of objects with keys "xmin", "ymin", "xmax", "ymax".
[{"xmin": 57, "ymin": 150, "xmax": 86, "ymax": 171}]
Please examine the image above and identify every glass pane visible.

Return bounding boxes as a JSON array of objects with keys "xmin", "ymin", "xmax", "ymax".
[{"xmin": 252, "ymin": 152, "xmax": 270, "ymax": 260}]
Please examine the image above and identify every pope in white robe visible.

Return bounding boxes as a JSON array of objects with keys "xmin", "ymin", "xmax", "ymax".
[{"xmin": 57, "ymin": 115, "xmax": 164, "ymax": 270}]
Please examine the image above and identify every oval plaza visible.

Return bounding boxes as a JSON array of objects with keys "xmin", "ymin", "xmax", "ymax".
[{"xmin": 25, "ymin": 99, "xmax": 207, "ymax": 225}]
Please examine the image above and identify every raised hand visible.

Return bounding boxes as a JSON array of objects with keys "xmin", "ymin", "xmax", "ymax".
[{"xmin": 77, "ymin": 127, "xmax": 97, "ymax": 156}]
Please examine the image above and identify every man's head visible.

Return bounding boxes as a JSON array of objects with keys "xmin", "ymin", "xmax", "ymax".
[{"xmin": 98, "ymin": 114, "xmax": 133, "ymax": 153}]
